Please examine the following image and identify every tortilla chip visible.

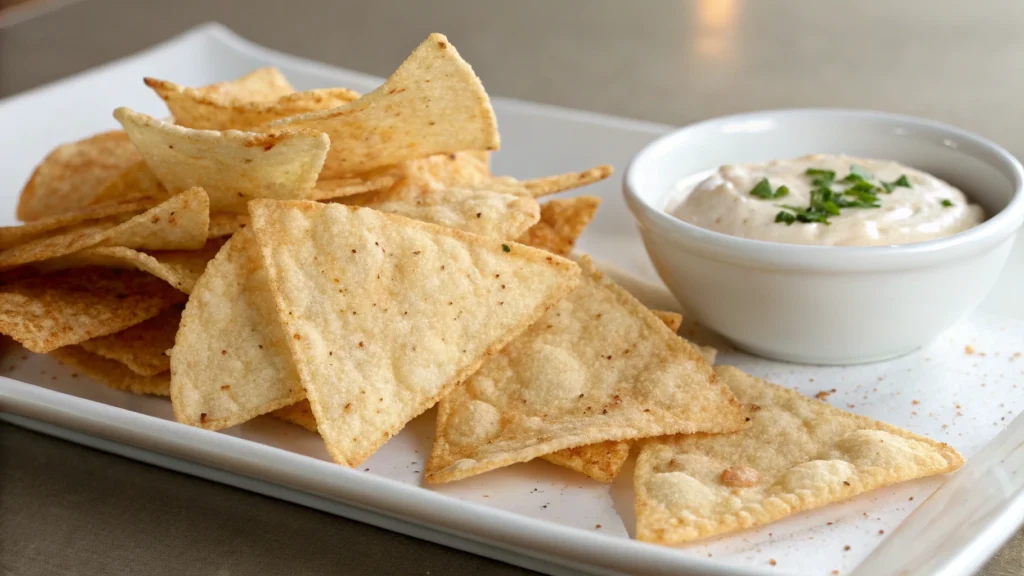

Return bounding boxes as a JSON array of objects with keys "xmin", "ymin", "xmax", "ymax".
[
  {"xmin": 79, "ymin": 305, "xmax": 181, "ymax": 376},
  {"xmin": 634, "ymin": 366, "xmax": 965, "ymax": 544},
  {"xmin": 51, "ymin": 346, "xmax": 170, "ymax": 396},
  {"xmin": 89, "ymin": 161, "xmax": 170, "ymax": 206},
  {"xmin": 266, "ymin": 34, "xmax": 499, "ymax": 179},
  {"xmin": 170, "ymin": 228, "xmax": 304, "ymax": 429},
  {"xmin": 540, "ymin": 308, "xmax": 685, "ymax": 482},
  {"xmin": 0, "ymin": 196, "xmax": 156, "ymax": 250},
  {"xmin": 651, "ymin": 310, "xmax": 683, "ymax": 333},
  {"xmin": 517, "ymin": 196, "xmax": 600, "ymax": 256},
  {"xmin": 385, "ymin": 152, "xmax": 494, "ymax": 196},
  {"xmin": 270, "ymin": 400, "xmax": 318, "ymax": 433},
  {"xmin": 249, "ymin": 200, "xmax": 580, "ymax": 467},
  {"xmin": 39, "ymin": 239, "xmax": 224, "ymax": 294},
  {"xmin": 523, "ymin": 165, "xmax": 613, "ymax": 198},
  {"xmin": 426, "ymin": 256, "xmax": 746, "ymax": 483},
  {"xmin": 17, "ymin": 131, "xmax": 143, "ymax": 221},
  {"xmin": 698, "ymin": 344, "xmax": 718, "ymax": 365},
  {"xmin": 370, "ymin": 183, "xmax": 540, "ymax": 240},
  {"xmin": 311, "ymin": 174, "xmax": 397, "ymax": 202},
  {"xmin": 201, "ymin": 67, "xmax": 296, "ymax": 102},
  {"xmin": 114, "ymin": 107, "xmax": 329, "ymax": 213},
  {"xmin": 0, "ymin": 188, "xmax": 209, "ymax": 271},
  {"xmin": 209, "ymin": 213, "xmax": 250, "ymax": 238},
  {"xmin": 146, "ymin": 76, "xmax": 360, "ymax": 130},
  {"xmin": 0, "ymin": 267, "xmax": 186, "ymax": 353}
]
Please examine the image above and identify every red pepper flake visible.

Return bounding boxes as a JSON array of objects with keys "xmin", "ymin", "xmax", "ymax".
[
  {"xmin": 878, "ymin": 529, "xmax": 885, "ymax": 535},
  {"xmin": 769, "ymin": 559, "xmax": 777, "ymax": 566},
  {"xmin": 293, "ymin": 334, "xmax": 301, "ymax": 340},
  {"xmin": 220, "ymin": 385, "xmax": 230, "ymax": 391},
  {"xmin": 843, "ymin": 545, "xmax": 850, "ymax": 551},
  {"xmin": 358, "ymin": 341, "xmax": 365, "ymax": 348},
  {"xmin": 595, "ymin": 524, "xmax": 601, "ymax": 529},
  {"xmin": 912, "ymin": 399, "xmax": 920, "ymax": 405},
  {"xmin": 221, "ymin": 349, "xmax": 227, "ymax": 356},
  {"xmin": 200, "ymin": 413, "xmax": 208, "ymax": 423}
]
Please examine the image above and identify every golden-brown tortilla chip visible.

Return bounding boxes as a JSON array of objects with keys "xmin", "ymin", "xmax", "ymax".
[
  {"xmin": 200, "ymin": 67, "xmax": 296, "ymax": 102},
  {"xmin": 17, "ymin": 131, "xmax": 143, "ymax": 221},
  {"xmin": 249, "ymin": 200, "xmax": 580, "ymax": 467},
  {"xmin": 0, "ymin": 188, "xmax": 209, "ymax": 271},
  {"xmin": 266, "ymin": 34, "xmax": 499, "ymax": 179},
  {"xmin": 270, "ymin": 400, "xmax": 318, "ymax": 433},
  {"xmin": 523, "ymin": 165, "xmax": 613, "ymax": 198},
  {"xmin": 79, "ymin": 305, "xmax": 181, "ymax": 376},
  {"xmin": 146, "ymin": 75, "xmax": 360, "ymax": 130},
  {"xmin": 89, "ymin": 161, "xmax": 169, "ymax": 206},
  {"xmin": 208, "ymin": 213, "xmax": 250, "ymax": 238},
  {"xmin": 426, "ymin": 256, "xmax": 746, "ymax": 483},
  {"xmin": 652, "ymin": 310, "xmax": 683, "ymax": 333},
  {"xmin": 115, "ymin": 107, "xmax": 329, "ymax": 213},
  {"xmin": 0, "ymin": 267, "xmax": 186, "ymax": 353},
  {"xmin": 517, "ymin": 196, "xmax": 601, "ymax": 256},
  {"xmin": 169, "ymin": 228, "xmax": 304, "ymax": 429},
  {"xmin": 38, "ymin": 239, "xmax": 225, "ymax": 294},
  {"xmin": 634, "ymin": 366, "xmax": 965, "ymax": 544},
  {"xmin": 0, "ymin": 197, "xmax": 156, "ymax": 250},
  {"xmin": 51, "ymin": 346, "xmax": 170, "ymax": 396}
]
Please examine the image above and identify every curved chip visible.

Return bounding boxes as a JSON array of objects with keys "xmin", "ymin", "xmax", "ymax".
[
  {"xmin": 267, "ymin": 33, "xmax": 499, "ymax": 179},
  {"xmin": 114, "ymin": 107, "xmax": 329, "ymax": 213},
  {"xmin": 17, "ymin": 131, "xmax": 143, "ymax": 221},
  {"xmin": 79, "ymin": 305, "xmax": 181, "ymax": 376},
  {"xmin": 51, "ymin": 346, "xmax": 170, "ymax": 396}
]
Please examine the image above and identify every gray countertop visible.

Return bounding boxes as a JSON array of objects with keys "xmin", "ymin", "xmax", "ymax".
[{"xmin": 1, "ymin": 0, "xmax": 1022, "ymax": 574}]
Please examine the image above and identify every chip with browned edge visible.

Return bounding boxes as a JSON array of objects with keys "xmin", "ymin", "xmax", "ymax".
[
  {"xmin": 634, "ymin": 366, "xmax": 964, "ymax": 544},
  {"xmin": 0, "ymin": 267, "xmax": 186, "ymax": 353},
  {"xmin": 0, "ymin": 188, "xmax": 209, "ymax": 271},
  {"xmin": 266, "ymin": 34, "xmax": 499, "ymax": 179},
  {"xmin": 517, "ymin": 196, "xmax": 601, "ymax": 256},
  {"xmin": 51, "ymin": 346, "xmax": 170, "ymax": 396},
  {"xmin": 426, "ymin": 256, "xmax": 746, "ymax": 483},
  {"xmin": 249, "ymin": 200, "xmax": 580, "ymax": 467},
  {"xmin": 79, "ymin": 305, "xmax": 182, "ymax": 376},
  {"xmin": 17, "ymin": 131, "xmax": 143, "ymax": 221},
  {"xmin": 170, "ymin": 228, "xmax": 304, "ymax": 429},
  {"xmin": 115, "ymin": 108, "xmax": 329, "ymax": 213}
]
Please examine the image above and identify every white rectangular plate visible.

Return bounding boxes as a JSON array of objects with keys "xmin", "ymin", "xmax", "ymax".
[{"xmin": 1, "ymin": 23, "xmax": 1023, "ymax": 576}]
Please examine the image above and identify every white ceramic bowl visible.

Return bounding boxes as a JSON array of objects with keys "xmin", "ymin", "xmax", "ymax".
[{"xmin": 623, "ymin": 109, "xmax": 1024, "ymax": 364}]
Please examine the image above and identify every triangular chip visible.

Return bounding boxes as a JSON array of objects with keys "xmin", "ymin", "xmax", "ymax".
[
  {"xmin": 270, "ymin": 400, "xmax": 318, "ymax": 433},
  {"xmin": 697, "ymin": 344, "xmax": 718, "ymax": 365},
  {"xmin": 384, "ymin": 152, "xmax": 494, "ymax": 197},
  {"xmin": 517, "ymin": 196, "xmax": 601, "ymax": 256},
  {"xmin": 114, "ymin": 107, "xmax": 329, "ymax": 213},
  {"xmin": 311, "ymin": 174, "xmax": 397, "ymax": 202},
  {"xmin": 0, "ymin": 267, "xmax": 186, "ymax": 353},
  {"xmin": 539, "ymin": 308, "xmax": 683, "ymax": 482},
  {"xmin": 426, "ymin": 256, "xmax": 746, "ymax": 483},
  {"xmin": 146, "ymin": 76, "xmax": 360, "ymax": 130},
  {"xmin": 51, "ymin": 346, "xmax": 170, "ymax": 396},
  {"xmin": 0, "ymin": 196, "xmax": 157, "ymax": 250},
  {"xmin": 200, "ymin": 67, "xmax": 296, "ymax": 102},
  {"xmin": 266, "ymin": 34, "xmax": 499, "ymax": 179},
  {"xmin": 37, "ymin": 239, "xmax": 225, "ymax": 294},
  {"xmin": 523, "ymin": 165, "xmax": 613, "ymax": 198},
  {"xmin": 169, "ymin": 228, "xmax": 304, "ymax": 429},
  {"xmin": 635, "ymin": 366, "xmax": 965, "ymax": 544},
  {"xmin": 249, "ymin": 200, "xmax": 580, "ymax": 466},
  {"xmin": 17, "ymin": 130, "xmax": 143, "ymax": 221},
  {"xmin": 0, "ymin": 188, "xmax": 209, "ymax": 270},
  {"xmin": 79, "ymin": 305, "xmax": 181, "ymax": 376}
]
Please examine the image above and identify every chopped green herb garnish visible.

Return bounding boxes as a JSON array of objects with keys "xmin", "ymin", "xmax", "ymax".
[
  {"xmin": 882, "ymin": 174, "xmax": 912, "ymax": 193},
  {"xmin": 750, "ymin": 178, "xmax": 789, "ymax": 199},
  {"xmin": 850, "ymin": 165, "xmax": 873, "ymax": 180},
  {"xmin": 941, "ymin": 199, "xmax": 954, "ymax": 208},
  {"xmin": 777, "ymin": 205, "xmax": 832, "ymax": 224},
  {"xmin": 502, "ymin": 244, "xmax": 511, "ymax": 252},
  {"xmin": 775, "ymin": 211, "xmax": 797, "ymax": 225},
  {"xmin": 805, "ymin": 168, "xmax": 836, "ymax": 187}
]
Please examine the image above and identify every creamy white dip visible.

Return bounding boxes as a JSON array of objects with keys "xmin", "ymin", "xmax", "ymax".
[{"xmin": 665, "ymin": 154, "xmax": 984, "ymax": 246}]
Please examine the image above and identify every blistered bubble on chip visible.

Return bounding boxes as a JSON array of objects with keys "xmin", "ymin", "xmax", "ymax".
[{"xmin": 634, "ymin": 366, "xmax": 965, "ymax": 544}]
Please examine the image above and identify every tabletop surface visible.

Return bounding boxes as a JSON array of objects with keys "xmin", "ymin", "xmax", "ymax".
[{"xmin": 1, "ymin": 0, "xmax": 1022, "ymax": 574}]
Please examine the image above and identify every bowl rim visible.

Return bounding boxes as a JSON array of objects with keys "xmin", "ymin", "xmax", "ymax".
[{"xmin": 623, "ymin": 108, "xmax": 1024, "ymax": 272}]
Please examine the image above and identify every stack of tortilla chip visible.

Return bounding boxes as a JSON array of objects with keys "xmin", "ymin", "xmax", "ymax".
[{"xmin": 5, "ymin": 32, "xmax": 963, "ymax": 547}]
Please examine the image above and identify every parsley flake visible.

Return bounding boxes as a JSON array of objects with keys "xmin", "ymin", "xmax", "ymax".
[
  {"xmin": 941, "ymin": 199, "xmax": 954, "ymax": 208},
  {"xmin": 749, "ymin": 178, "xmax": 789, "ymax": 199},
  {"xmin": 502, "ymin": 244, "xmax": 511, "ymax": 253}
]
